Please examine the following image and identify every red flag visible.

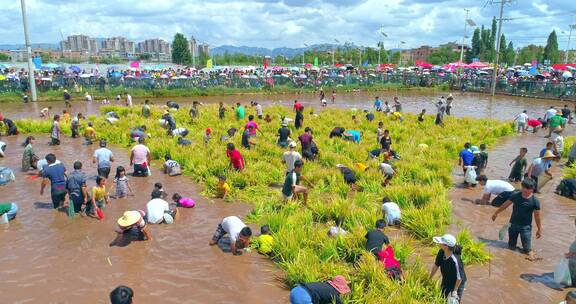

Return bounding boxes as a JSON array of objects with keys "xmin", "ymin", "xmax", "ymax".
[
  {"xmin": 263, "ymin": 57, "xmax": 269, "ymax": 70},
  {"xmin": 130, "ymin": 61, "xmax": 140, "ymax": 69}
]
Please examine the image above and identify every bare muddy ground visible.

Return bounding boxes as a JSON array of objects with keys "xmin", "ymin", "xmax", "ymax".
[
  {"xmin": 0, "ymin": 134, "xmax": 287, "ymax": 303},
  {"xmin": 1, "ymin": 90, "xmax": 566, "ymax": 121},
  {"xmin": 450, "ymin": 128, "xmax": 576, "ymax": 304}
]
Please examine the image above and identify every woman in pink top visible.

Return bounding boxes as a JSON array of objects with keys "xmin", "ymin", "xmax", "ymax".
[
  {"xmin": 172, "ymin": 193, "xmax": 195, "ymax": 208},
  {"xmin": 245, "ymin": 115, "xmax": 263, "ymax": 136},
  {"xmin": 130, "ymin": 137, "xmax": 151, "ymax": 177}
]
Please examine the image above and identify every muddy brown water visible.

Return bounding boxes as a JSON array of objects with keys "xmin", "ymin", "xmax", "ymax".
[
  {"xmin": 0, "ymin": 135, "xmax": 287, "ymax": 303},
  {"xmin": 1, "ymin": 91, "xmax": 574, "ymax": 303},
  {"xmin": 450, "ymin": 128, "xmax": 576, "ymax": 304},
  {"xmin": 1, "ymin": 90, "xmax": 569, "ymax": 121}
]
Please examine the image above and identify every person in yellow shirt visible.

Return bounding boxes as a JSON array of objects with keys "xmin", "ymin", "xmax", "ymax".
[
  {"xmin": 254, "ymin": 225, "xmax": 274, "ymax": 255},
  {"xmin": 84, "ymin": 122, "xmax": 96, "ymax": 145},
  {"xmin": 89, "ymin": 176, "xmax": 109, "ymax": 217},
  {"xmin": 217, "ymin": 175, "xmax": 230, "ymax": 199},
  {"xmin": 62, "ymin": 110, "xmax": 71, "ymax": 123}
]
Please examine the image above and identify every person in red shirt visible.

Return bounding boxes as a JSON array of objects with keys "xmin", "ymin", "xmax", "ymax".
[
  {"xmin": 293, "ymin": 100, "xmax": 303, "ymax": 113},
  {"xmin": 226, "ymin": 143, "xmax": 245, "ymax": 171}
]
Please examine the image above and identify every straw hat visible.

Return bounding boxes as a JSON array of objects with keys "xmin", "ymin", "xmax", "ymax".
[
  {"xmin": 327, "ymin": 275, "xmax": 351, "ymax": 294},
  {"xmin": 117, "ymin": 211, "xmax": 141, "ymax": 227},
  {"xmin": 289, "ymin": 141, "xmax": 297, "ymax": 148},
  {"xmin": 542, "ymin": 150, "xmax": 556, "ymax": 159},
  {"xmin": 336, "ymin": 164, "xmax": 345, "ymax": 168}
]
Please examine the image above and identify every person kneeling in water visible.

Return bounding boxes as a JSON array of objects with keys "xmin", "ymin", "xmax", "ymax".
[{"xmin": 111, "ymin": 210, "xmax": 152, "ymax": 246}]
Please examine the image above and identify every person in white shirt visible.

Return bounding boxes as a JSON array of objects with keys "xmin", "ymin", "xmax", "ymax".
[
  {"xmin": 170, "ymin": 127, "xmax": 189, "ymax": 137},
  {"xmin": 255, "ymin": 102, "xmax": 263, "ymax": 119},
  {"xmin": 544, "ymin": 106, "xmax": 557, "ymax": 127},
  {"xmin": 146, "ymin": 190, "xmax": 178, "ymax": 224},
  {"xmin": 0, "ymin": 141, "xmax": 6, "ymax": 157},
  {"xmin": 125, "ymin": 93, "xmax": 133, "ymax": 107},
  {"xmin": 209, "ymin": 216, "xmax": 253, "ymax": 255},
  {"xmin": 514, "ymin": 110, "xmax": 529, "ymax": 133},
  {"xmin": 476, "ymin": 175, "xmax": 516, "ymax": 206},
  {"xmin": 554, "ymin": 134, "xmax": 565, "ymax": 157},
  {"xmin": 379, "ymin": 162, "xmax": 396, "ymax": 186},
  {"xmin": 282, "ymin": 142, "xmax": 302, "ymax": 174},
  {"xmin": 381, "ymin": 197, "xmax": 401, "ymax": 226},
  {"xmin": 328, "ymin": 218, "xmax": 348, "ymax": 237}
]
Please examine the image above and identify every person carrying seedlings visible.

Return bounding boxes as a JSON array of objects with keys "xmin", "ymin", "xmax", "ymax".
[
  {"xmin": 475, "ymin": 175, "xmax": 517, "ymax": 207},
  {"xmin": 226, "ymin": 143, "xmax": 245, "ymax": 171},
  {"xmin": 88, "ymin": 176, "xmax": 109, "ymax": 217},
  {"xmin": 142, "ymin": 99, "xmax": 151, "ymax": 118},
  {"xmin": 218, "ymin": 102, "xmax": 226, "ymax": 120},
  {"xmin": 526, "ymin": 151, "xmax": 557, "ymax": 193},
  {"xmin": 163, "ymin": 154, "xmax": 182, "ymax": 176},
  {"xmin": 379, "ymin": 161, "xmax": 396, "ymax": 186},
  {"xmin": 289, "ymin": 275, "xmax": 351, "ymax": 304},
  {"xmin": 282, "ymin": 160, "xmax": 311, "ymax": 203},
  {"xmin": 509, "ymin": 147, "xmax": 528, "ymax": 182},
  {"xmin": 71, "ymin": 113, "xmax": 83, "ymax": 138},
  {"xmin": 50, "ymin": 115, "xmax": 61, "ymax": 145},
  {"xmin": 381, "ymin": 197, "xmax": 401, "ymax": 226},
  {"xmin": 328, "ymin": 218, "xmax": 348, "ymax": 237},
  {"xmin": 242, "ymin": 125, "xmax": 256, "ymax": 149},
  {"xmin": 130, "ymin": 137, "xmax": 151, "ymax": 177},
  {"xmin": 40, "ymin": 153, "xmax": 67, "ymax": 209},
  {"xmin": 298, "ymin": 127, "xmax": 316, "ymax": 161},
  {"xmin": 458, "ymin": 143, "xmax": 473, "ymax": 174},
  {"xmin": 253, "ymin": 225, "xmax": 275, "ymax": 255},
  {"xmin": 110, "ymin": 285, "xmax": 134, "ymax": 304},
  {"xmin": 110, "ymin": 166, "xmax": 133, "ymax": 199},
  {"xmin": 66, "ymin": 161, "xmax": 88, "ymax": 213},
  {"xmin": 172, "ymin": 193, "xmax": 195, "ymax": 208},
  {"xmin": 379, "ymin": 129, "xmax": 392, "ymax": 152},
  {"xmin": 113, "ymin": 210, "xmax": 152, "ymax": 244},
  {"xmin": 491, "ymin": 178, "xmax": 542, "ymax": 261},
  {"xmin": 209, "ymin": 215, "xmax": 252, "ymax": 255},
  {"xmin": 236, "ymin": 102, "xmax": 245, "ymax": 120},
  {"xmin": 146, "ymin": 189, "xmax": 178, "ymax": 224},
  {"xmin": 282, "ymin": 142, "xmax": 302, "ymax": 175},
  {"xmin": 365, "ymin": 219, "xmax": 390, "ymax": 256},
  {"xmin": 336, "ymin": 164, "xmax": 362, "ymax": 191},
  {"xmin": 217, "ymin": 175, "xmax": 230, "ymax": 199},
  {"xmin": 93, "ymin": 140, "xmax": 114, "ymax": 179},
  {"xmin": 430, "ymin": 233, "xmax": 467, "ymax": 301},
  {"xmin": 277, "ymin": 121, "xmax": 292, "ymax": 148}
]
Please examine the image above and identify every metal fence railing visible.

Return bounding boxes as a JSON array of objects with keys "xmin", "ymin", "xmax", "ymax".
[{"xmin": 1, "ymin": 74, "xmax": 574, "ymax": 100}]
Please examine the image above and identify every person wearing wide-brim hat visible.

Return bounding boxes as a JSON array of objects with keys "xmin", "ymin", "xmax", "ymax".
[
  {"xmin": 111, "ymin": 210, "xmax": 151, "ymax": 245},
  {"xmin": 527, "ymin": 150, "xmax": 558, "ymax": 193},
  {"xmin": 289, "ymin": 275, "xmax": 351, "ymax": 304}
]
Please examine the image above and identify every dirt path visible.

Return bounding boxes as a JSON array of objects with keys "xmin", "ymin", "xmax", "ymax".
[
  {"xmin": 0, "ymin": 134, "xmax": 287, "ymax": 303},
  {"xmin": 450, "ymin": 128, "xmax": 576, "ymax": 303}
]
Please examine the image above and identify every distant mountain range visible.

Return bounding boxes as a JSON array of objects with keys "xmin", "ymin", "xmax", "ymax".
[{"xmin": 0, "ymin": 43, "xmax": 59, "ymax": 50}]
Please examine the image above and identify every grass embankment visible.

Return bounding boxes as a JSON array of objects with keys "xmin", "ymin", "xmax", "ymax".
[
  {"xmin": 0, "ymin": 82, "xmax": 449, "ymax": 103},
  {"xmin": 15, "ymin": 104, "xmax": 512, "ymax": 303}
]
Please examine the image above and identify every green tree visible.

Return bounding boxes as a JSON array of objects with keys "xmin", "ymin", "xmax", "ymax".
[
  {"xmin": 137, "ymin": 53, "xmax": 152, "ymax": 61},
  {"xmin": 517, "ymin": 44, "xmax": 543, "ymax": 64},
  {"xmin": 542, "ymin": 30, "xmax": 560, "ymax": 64},
  {"xmin": 498, "ymin": 34, "xmax": 507, "ymax": 66},
  {"xmin": 471, "ymin": 28, "xmax": 481, "ymax": 59},
  {"xmin": 490, "ymin": 17, "xmax": 497, "ymax": 61},
  {"xmin": 0, "ymin": 53, "xmax": 9, "ymax": 61},
  {"xmin": 427, "ymin": 47, "xmax": 459, "ymax": 65},
  {"xmin": 171, "ymin": 33, "xmax": 192, "ymax": 65},
  {"xmin": 505, "ymin": 41, "xmax": 515, "ymax": 66}
]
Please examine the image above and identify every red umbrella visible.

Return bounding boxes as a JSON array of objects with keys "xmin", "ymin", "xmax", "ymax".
[
  {"xmin": 466, "ymin": 61, "xmax": 490, "ymax": 68},
  {"xmin": 415, "ymin": 60, "xmax": 433, "ymax": 69}
]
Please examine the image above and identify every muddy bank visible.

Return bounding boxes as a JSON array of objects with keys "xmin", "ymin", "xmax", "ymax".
[
  {"xmin": 0, "ymin": 134, "xmax": 287, "ymax": 303},
  {"xmin": 450, "ymin": 129, "xmax": 576, "ymax": 303},
  {"xmin": 1, "ymin": 90, "xmax": 564, "ymax": 121}
]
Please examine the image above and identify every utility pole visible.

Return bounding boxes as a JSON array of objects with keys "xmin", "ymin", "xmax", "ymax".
[
  {"xmin": 490, "ymin": 0, "xmax": 510, "ymax": 96},
  {"xmin": 460, "ymin": 9, "xmax": 470, "ymax": 63},
  {"xmin": 20, "ymin": 0, "xmax": 37, "ymax": 101},
  {"xmin": 333, "ymin": 39, "xmax": 339, "ymax": 67},
  {"xmin": 566, "ymin": 24, "xmax": 576, "ymax": 64},
  {"xmin": 379, "ymin": 27, "xmax": 387, "ymax": 65},
  {"xmin": 302, "ymin": 43, "xmax": 308, "ymax": 66}
]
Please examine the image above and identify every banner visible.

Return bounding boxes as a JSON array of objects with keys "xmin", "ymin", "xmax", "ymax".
[
  {"xmin": 129, "ymin": 61, "xmax": 140, "ymax": 69},
  {"xmin": 32, "ymin": 57, "xmax": 42, "ymax": 69},
  {"xmin": 206, "ymin": 59, "xmax": 213, "ymax": 69},
  {"xmin": 314, "ymin": 57, "xmax": 318, "ymax": 67}
]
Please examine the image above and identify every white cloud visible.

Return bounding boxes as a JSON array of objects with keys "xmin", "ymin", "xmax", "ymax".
[{"xmin": 0, "ymin": 0, "xmax": 572, "ymax": 50}]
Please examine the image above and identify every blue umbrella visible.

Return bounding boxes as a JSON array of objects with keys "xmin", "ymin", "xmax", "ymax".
[
  {"xmin": 0, "ymin": 63, "xmax": 10, "ymax": 69},
  {"xmin": 111, "ymin": 71, "xmax": 122, "ymax": 78},
  {"xmin": 69, "ymin": 65, "xmax": 81, "ymax": 73},
  {"xmin": 43, "ymin": 63, "xmax": 59, "ymax": 69}
]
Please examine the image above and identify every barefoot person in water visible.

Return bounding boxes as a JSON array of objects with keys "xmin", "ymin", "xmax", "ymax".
[{"xmin": 491, "ymin": 179, "xmax": 542, "ymax": 261}]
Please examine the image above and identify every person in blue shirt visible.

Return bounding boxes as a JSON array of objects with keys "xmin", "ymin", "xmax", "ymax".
[
  {"xmin": 458, "ymin": 143, "xmax": 474, "ymax": 174},
  {"xmin": 343, "ymin": 130, "xmax": 361, "ymax": 143},
  {"xmin": 374, "ymin": 96, "xmax": 382, "ymax": 112},
  {"xmin": 40, "ymin": 153, "xmax": 68, "ymax": 209}
]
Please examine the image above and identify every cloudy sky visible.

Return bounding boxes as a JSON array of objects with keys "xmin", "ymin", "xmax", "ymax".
[{"xmin": 0, "ymin": 0, "xmax": 574, "ymax": 50}]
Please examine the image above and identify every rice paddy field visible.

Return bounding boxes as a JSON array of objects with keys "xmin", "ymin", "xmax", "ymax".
[{"xmin": 15, "ymin": 104, "xmax": 514, "ymax": 303}]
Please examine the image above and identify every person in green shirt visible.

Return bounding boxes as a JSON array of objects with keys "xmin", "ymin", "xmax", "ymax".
[
  {"xmin": 282, "ymin": 160, "xmax": 311, "ymax": 203},
  {"xmin": 236, "ymin": 102, "xmax": 245, "ymax": 120},
  {"xmin": 0, "ymin": 203, "xmax": 18, "ymax": 223},
  {"xmin": 253, "ymin": 225, "xmax": 275, "ymax": 255},
  {"xmin": 547, "ymin": 113, "xmax": 566, "ymax": 138},
  {"xmin": 142, "ymin": 100, "xmax": 151, "ymax": 118}
]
